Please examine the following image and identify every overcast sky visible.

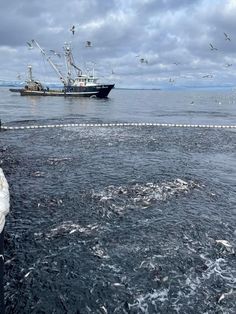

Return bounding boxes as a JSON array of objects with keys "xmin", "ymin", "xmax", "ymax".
[{"xmin": 1, "ymin": 0, "xmax": 236, "ymax": 89}]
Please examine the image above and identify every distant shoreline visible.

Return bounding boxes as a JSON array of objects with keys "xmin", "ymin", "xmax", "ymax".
[{"xmin": 0, "ymin": 83, "xmax": 234, "ymax": 91}]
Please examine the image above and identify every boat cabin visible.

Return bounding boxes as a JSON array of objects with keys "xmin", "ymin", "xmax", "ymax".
[
  {"xmin": 25, "ymin": 80, "xmax": 45, "ymax": 91},
  {"xmin": 73, "ymin": 75, "xmax": 98, "ymax": 87}
]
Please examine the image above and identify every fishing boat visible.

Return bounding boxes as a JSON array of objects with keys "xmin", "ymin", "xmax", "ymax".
[{"xmin": 10, "ymin": 40, "xmax": 114, "ymax": 98}]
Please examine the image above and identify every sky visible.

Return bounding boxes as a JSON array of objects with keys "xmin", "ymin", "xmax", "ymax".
[{"xmin": 1, "ymin": 0, "xmax": 236, "ymax": 89}]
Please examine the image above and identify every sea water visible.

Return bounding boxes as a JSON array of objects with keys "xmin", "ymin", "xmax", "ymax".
[{"xmin": 0, "ymin": 87, "xmax": 236, "ymax": 313}]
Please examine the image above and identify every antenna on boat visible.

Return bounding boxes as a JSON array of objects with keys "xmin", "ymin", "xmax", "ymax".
[{"xmin": 31, "ymin": 39, "xmax": 67, "ymax": 86}]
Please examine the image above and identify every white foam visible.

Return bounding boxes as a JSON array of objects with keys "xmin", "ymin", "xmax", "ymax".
[
  {"xmin": 130, "ymin": 288, "xmax": 169, "ymax": 312},
  {"xmin": 39, "ymin": 221, "xmax": 99, "ymax": 239}
]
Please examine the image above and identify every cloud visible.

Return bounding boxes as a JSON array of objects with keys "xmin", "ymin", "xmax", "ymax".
[{"xmin": 1, "ymin": 0, "xmax": 236, "ymax": 88}]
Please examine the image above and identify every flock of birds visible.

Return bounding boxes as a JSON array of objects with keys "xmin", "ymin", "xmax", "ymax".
[
  {"xmin": 25, "ymin": 27, "xmax": 233, "ymax": 85},
  {"xmin": 168, "ymin": 32, "xmax": 233, "ymax": 84}
]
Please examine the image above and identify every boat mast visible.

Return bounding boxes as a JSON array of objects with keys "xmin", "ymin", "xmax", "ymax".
[
  {"xmin": 28, "ymin": 65, "xmax": 33, "ymax": 81},
  {"xmin": 64, "ymin": 42, "xmax": 82, "ymax": 80},
  {"xmin": 64, "ymin": 43, "xmax": 73, "ymax": 85},
  {"xmin": 31, "ymin": 39, "xmax": 67, "ymax": 86}
]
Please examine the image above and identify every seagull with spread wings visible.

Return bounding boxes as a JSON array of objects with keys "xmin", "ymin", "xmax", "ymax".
[
  {"xmin": 49, "ymin": 50, "xmax": 61, "ymax": 58},
  {"xmin": 224, "ymin": 32, "xmax": 231, "ymax": 41},
  {"xmin": 202, "ymin": 74, "xmax": 213, "ymax": 78},
  {"xmin": 70, "ymin": 25, "xmax": 75, "ymax": 35},
  {"xmin": 209, "ymin": 43, "xmax": 218, "ymax": 51},
  {"xmin": 85, "ymin": 41, "xmax": 92, "ymax": 47},
  {"xmin": 140, "ymin": 58, "xmax": 148, "ymax": 64},
  {"xmin": 27, "ymin": 41, "xmax": 33, "ymax": 49}
]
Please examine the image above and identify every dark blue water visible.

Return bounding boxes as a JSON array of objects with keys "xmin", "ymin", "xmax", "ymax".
[{"xmin": 0, "ymin": 87, "xmax": 236, "ymax": 313}]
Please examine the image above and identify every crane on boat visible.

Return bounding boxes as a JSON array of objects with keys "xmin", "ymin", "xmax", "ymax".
[{"xmin": 31, "ymin": 39, "xmax": 67, "ymax": 86}]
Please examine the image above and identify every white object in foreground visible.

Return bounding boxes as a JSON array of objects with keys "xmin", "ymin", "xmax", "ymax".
[{"xmin": 0, "ymin": 168, "xmax": 10, "ymax": 233}]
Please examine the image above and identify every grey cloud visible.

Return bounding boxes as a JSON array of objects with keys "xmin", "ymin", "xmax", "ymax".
[{"xmin": 1, "ymin": 0, "xmax": 236, "ymax": 88}]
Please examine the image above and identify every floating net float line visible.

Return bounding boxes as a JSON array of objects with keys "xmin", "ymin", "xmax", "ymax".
[{"xmin": 1, "ymin": 122, "xmax": 236, "ymax": 131}]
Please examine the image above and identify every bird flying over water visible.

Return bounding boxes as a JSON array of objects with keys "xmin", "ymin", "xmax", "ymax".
[
  {"xmin": 209, "ymin": 43, "xmax": 218, "ymax": 51},
  {"xmin": 225, "ymin": 63, "xmax": 232, "ymax": 67},
  {"xmin": 70, "ymin": 25, "xmax": 75, "ymax": 35},
  {"xmin": 224, "ymin": 32, "xmax": 231, "ymax": 41}
]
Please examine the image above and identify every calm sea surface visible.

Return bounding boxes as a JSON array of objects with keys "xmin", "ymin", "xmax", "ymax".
[{"xmin": 0, "ymin": 87, "xmax": 236, "ymax": 313}]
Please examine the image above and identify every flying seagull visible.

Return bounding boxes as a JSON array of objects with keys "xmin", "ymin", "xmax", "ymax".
[
  {"xmin": 49, "ymin": 50, "xmax": 61, "ymax": 58},
  {"xmin": 209, "ymin": 43, "xmax": 218, "ymax": 51},
  {"xmin": 140, "ymin": 58, "xmax": 148, "ymax": 64},
  {"xmin": 50, "ymin": 50, "xmax": 61, "ymax": 57},
  {"xmin": 224, "ymin": 32, "xmax": 231, "ymax": 41},
  {"xmin": 85, "ymin": 41, "xmax": 92, "ymax": 47},
  {"xmin": 225, "ymin": 63, "xmax": 232, "ymax": 67},
  {"xmin": 70, "ymin": 25, "xmax": 75, "ymax": 35},
  {"xmin": 202, "ymin": 74, "xmax": 213, "ymax": 78},
  {"xmin": 27, "ymin": 41, "xmax": 33, "ymax": 49},
  {"xmin": 173, "ymin": 62, "xmax": 180, "ymax": 65}
]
